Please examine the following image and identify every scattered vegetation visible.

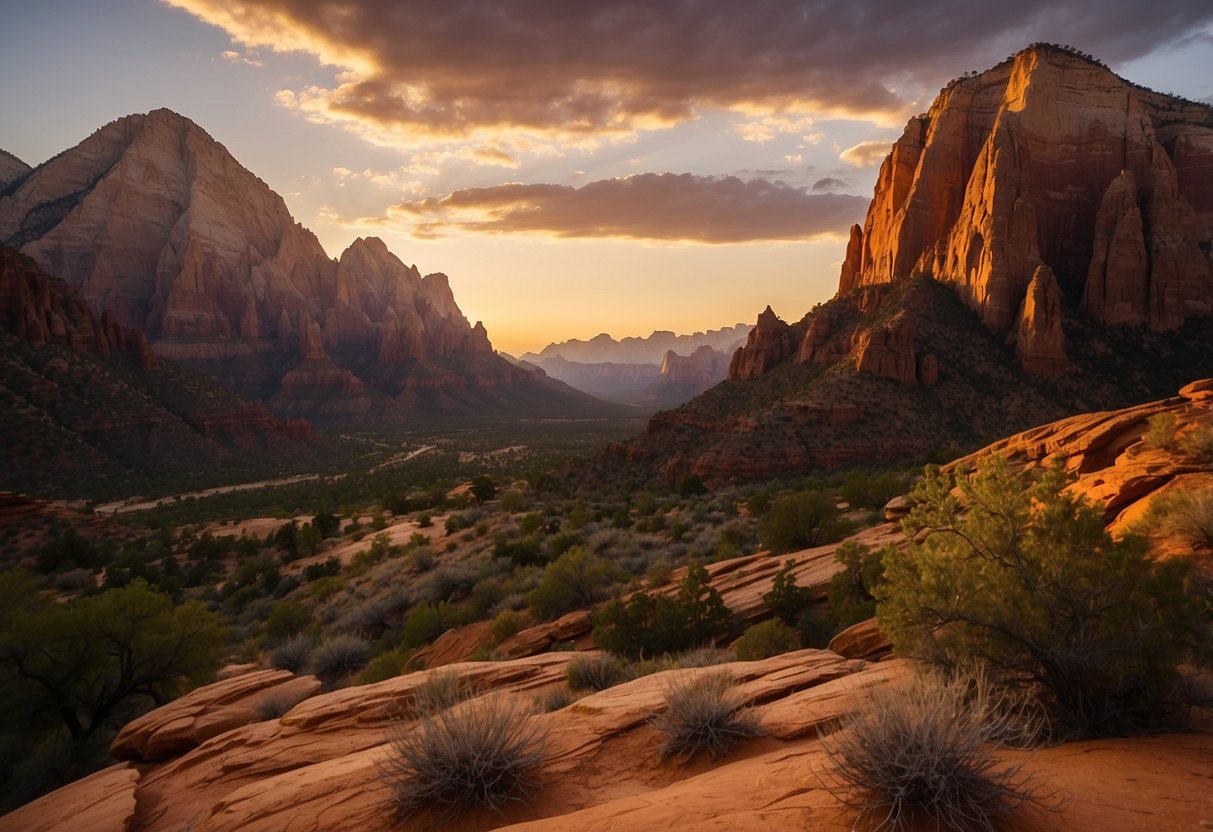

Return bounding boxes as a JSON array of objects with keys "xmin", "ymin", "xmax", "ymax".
[
  {"xmin": 878, "ymin": 456, "xmax": 1211, "ymax": 737},
  {"xmin": 1147, "ymin": 488, "xmax": 1213, "ymax": 548},
  {"xmin": 733, "ymin": 619, "xmax": 799, "ymax": 660},
  {"xmin": 822, "ymin": 669, "xmax": 1041, "ymax": 832},
  {"xmin": 566, "ymin": 653, "xmax": 633, "ymax": 691},
  {"xmin": 759, "ymin": 490, "xmax": 851, "ymax": 554},
  {"xmin": 381, "ymin": 695, "xmax": 548, "ymax": 823},
  {"xmin": 650, "ymin": 672, "xmax": 763, "ymax": 761}
]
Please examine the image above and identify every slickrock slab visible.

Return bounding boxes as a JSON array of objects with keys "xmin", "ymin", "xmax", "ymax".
[
  {"xmin": 0, "ymin": 763, "xmax": 139, "ymax": 832},
  {"xmin": 111, "ymin": 668, "xmax": 321, "ymax": 761}
]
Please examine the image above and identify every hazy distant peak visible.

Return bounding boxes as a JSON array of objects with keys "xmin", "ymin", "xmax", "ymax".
[
  {"xmin": 0, "ymin": 148, "xmax": 30, "ymax": 190},
  {"xmin": 528, "ymin": 322, "xmax": 753, "ymax": 365}
]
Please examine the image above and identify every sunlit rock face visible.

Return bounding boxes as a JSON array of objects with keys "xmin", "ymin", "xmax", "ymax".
[
  {"xmin": 839, "ymin": 44, "xmax": 1213, "ymax": 334},
  {"xmin": 0, "ymin": 109, "xmax": 545, "ymax": 424}
]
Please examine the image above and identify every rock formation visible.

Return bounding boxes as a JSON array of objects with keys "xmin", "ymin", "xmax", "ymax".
[
  {"xmin": 839, "ymin": 44, "xmax": 1213, "ymax": 342},
  {"xmin": 658, "ymin": 345, "xmax": 731, "ymax": 391},
  {"xmin": 0, "ymin": 110, "xmax": 579, "ymax": 425},
  {"xmin": 728, "ymin": 307, "xmax": 803, "ymax": 381},
  {"xmin": 1014, "ymin": 265, "xmax": 1067, "ymax": 376},
  {"xmin": 850, "ymin": 312, "xmax": 917, "ymax": 384},
  {"xmin": 0, "ymin": 149, "xmax": 29, "ymax": 191}
]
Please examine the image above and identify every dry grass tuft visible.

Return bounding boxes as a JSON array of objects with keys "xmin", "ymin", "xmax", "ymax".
[
  {"xmin": 381, "ymin": 694, "xmax": 548, "ymax": 824},
  {"xmin": 821, "ymin": 669, "xmax": 1042, "ymax": 832},
  {"xmin": 650, "ymin": 671, "xmax": 763, "ymax": 761}
]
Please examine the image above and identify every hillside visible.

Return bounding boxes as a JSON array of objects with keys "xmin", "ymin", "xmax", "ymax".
[{"xmin": 0, "ymin": 245, "xmax": 332, "ymax": 496}]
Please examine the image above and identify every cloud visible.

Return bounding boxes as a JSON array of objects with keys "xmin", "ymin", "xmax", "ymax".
[
  {"xmin": 219, "ymin": 48, "xmax": 262, "ymax": 67},
  {"xmin": 381, "ymin": 173, "xmax": 867, "ymax": 243},
  {"xmin": 165, "ymin": 0, "xmax": 1213, "ymax": 153},
  {"xmin": 812, "ymin": 177, "xmax": 848, "ymax": 192},
  {"xmin": 840, "ymin": 140, "xmax": 894, "ymax": 168}
]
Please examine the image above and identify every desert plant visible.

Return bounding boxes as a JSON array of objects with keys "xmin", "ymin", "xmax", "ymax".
[
  {"xmin": 526, "ymin": 546, "xmax": 622, "ymax": 618},
  {"xmin": 879, "ymin": 456, "xmax": 1210, "ymax": 737},
  {"xmin": 827, "ymin": 541, "xmax": 886, "ymax": 628},
  {"xmin": 734, "ymin": 619, "xmax": 798, "ymax": 660},
  {"xmin": 821, "ymin": 669, "xmax": 1039, "ymax": 832},
  {"xmin": 357, "ymin": 648, "xmax": 411, "ymax": 685},
  {"xmin": 1149, "ymin": 487, "xmax": 1213, "ymax": 548},
  {"xmin": 489, "ymin": 609, "xmax": 526, "ymax": 643},
  {"xmin": 381, "ymin": 694, "xmax": 547, "ymax": 822},
  {"xmin": 763, "ymin": 559, "xmax": 812, "ymax": 625},
  {"xmin": 759, "ymin": 490, "xmax": 851, "ymax": 554},
  {"xmin": 1178, "ymin": 424, "xmax": 1213, "ymax": 462},
  {"xmin": 1142, "ymin": 412, "xmax": 1179, "ymax": 450},
  {"xmin": 413, "ymin": 670, "xmax": 470, "ymax": 715},
  {"xmin": 253, "ymin": 689, "xmax": 311, "ymax": 721},
  {"xmin": 310, "ymin": 635, "xmax": 371, "ymax": 682},
  {"xmin": 566, "ymin": 654, "xmax": 633, "ymax": 691},
  {"xmin": 651, "ymin": 672, "xmax": 763, "ymax": 761},
  {"xmin": 268, "ymin": 634, "xmax": 315, "ymax": 674}
]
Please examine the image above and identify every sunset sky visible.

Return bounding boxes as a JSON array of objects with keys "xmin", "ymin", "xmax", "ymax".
[{"xmin": 2, "ymin": 1, "xmax": 1212, "ymax": 355}]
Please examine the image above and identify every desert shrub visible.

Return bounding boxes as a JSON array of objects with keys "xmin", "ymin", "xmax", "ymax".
[
  {"xmin": 673, "ymin": 646, "xmax": 732, "ymax": 668},
  {"xmin": 566, "ymin": 654, "xmax": 633, "ymax": 691},
  {"xmin": 357, "ymin": 648, "xmax": 411, "ymax": 685},
  {"xmin": 878, "ymin": 456, "xmax": 1210, "ymax": 737},
  {"xmin": 645, "ymin": 560, "xmax": 673, "ymax": 587},
  {"xmin": 821, "ymin": 669, "xmax": 1037, "ymax": 832},
  {"xmin": 381, "ymin": 695, "xmax": 547, "ymax": 823},
  {"xmin": 1142, "ymin": 411, "xmax": 1179, "ymax": 450},
  {"xmin": 417, "ymin": 512, "xmax": 433, "ymax": 528},
  {"xmin": 678, "ymin": 474, "xmax": 708, "ymax": 497},
  {"xmin": 400, "ymin": 602, "xmax": 466, "ymax": 649},
  {"xmin": 253, "ymin": 688, "xmax": 312, "ymax": 721},
  {"xmin": 526, "ymin": 547, "xmax": 622, "ymax": 619},
  {"xmin": 489, "ymin": 609, "xmax": 526, "ymax": 643},
  {"xmin": 827, "ymin": 542, "xmax": 886, "ymax": 628},
  {"xmin": 493, "ymin": 534, "xmax": 546, "ymax": 567},
  {"xmin": 407, "ymin": 562, "xmax": 480, "ymax": 605},
  {"xmin": 797, "ymin": 607, "xmax": 836, "ymax": 648},
  {"xmin": 1178, "ymin": 424, "xmax": 1213, "ymax": 462},
  {"xmin": 592, "ymin": 565, "xmax": 732, "ymax": 659},
  {"xmin": 310, "ymin": 635, "xmax": 371, "ymax": 682},
  {"xmin": 734, "ymin": 619, "xmax": 799, "ymax": 660},
  {"xmin": 759, "ymin": 491, "xmax": 851, "ymax": 554},
  {"xmin": 268, "ymin": 634, "xmax": 315, "ymax": 673},
  {"xmin": 1148, "ymin": 488, "xmax": 1213, "ymax": 548},
  {"xmin": 335, "ymin": 593, "xmax": 408, "ymax": 638},
  {"xmin": 304, "ymin": 556, "xmax": 341, "ymax": 582},
  {"xmin": 535, "ymin": 688, "xmax": 575, "ymax": 712},
  {"xmin": 264, "ymin": 600, "xmax": 312, "ymax": 642},
  {"xmin": 651, "ymin": 672, "xmax": 763, "ymax": 761},
  {"xmin": 499, "ymin": 490, "xmax": 526, "ymax": 512},
  {"xmin": 413, "ymin": 670, "xmax": 470, "ymax": 714},
  {"xmin": 840, "ymin": 471, "xmax": 906, "ymax": 511},
  {"xmin": 763, "ymin": 559, "xmax": 812, "ymax": 625}
]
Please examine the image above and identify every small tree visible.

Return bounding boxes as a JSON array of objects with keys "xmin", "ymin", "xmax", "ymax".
[
  {"xmin": 470, "ymin": 475, "xmax": 497, "ymax": 505},
  {"xmin": 527, "ymin": 547, "xmax": 622, "ymax": 618},
  {"xmin": 827, "ymin": 541, "xmax": 886, "ymax": 628},
  {"xmin": 878, "ymin": 456, "xmax": 1210, "ymax": 737},
  {"xmin": 759, "ymin": 491, "xmax": 850, "ymax": 554},
  {"xmin": 763, "ymin": 559, "xmax": 813, "ymax": 625}
]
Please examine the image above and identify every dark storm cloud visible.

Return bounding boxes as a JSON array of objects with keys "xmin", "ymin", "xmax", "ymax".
[{"xmin": 167, "ymin": 0, "xmax": 1213, "ymax": 139}]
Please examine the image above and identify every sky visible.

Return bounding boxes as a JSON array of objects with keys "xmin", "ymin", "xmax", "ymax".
[{"xmin": 1, "ymin": 1, "xmax": 1212, "ymax": 356}]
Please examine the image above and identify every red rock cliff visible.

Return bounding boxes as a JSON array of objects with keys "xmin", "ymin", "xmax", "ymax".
[{"xmin": 839, "ymin": 45, "xmax": 1213, "ymax": 334}]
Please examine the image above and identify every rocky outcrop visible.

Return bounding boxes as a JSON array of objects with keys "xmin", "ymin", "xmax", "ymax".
[
  {"xmin": 840, "ymin": 44, "xmax": 1213, "ymax": 334},
  {"xmin": 1014, "ymin": 265, "xmax": 1067, "ymax": 375},
  {"xmin": 728, "ymin": 307, "xmax": 803, "ymax": 381},
  {"xmin": 851, "ymin": 312, "xmax": 917, "ymax": 384},
  {"xmin": 0, "ymin": 110, "xmax": 575, "ymax": 425},
  {"xmin": 658, "ymin": 345, "xmax": 730, "ymax": 390},
  {"xmin": 1, "ymin": 246, "xmax": 157, "ymax": 368}
]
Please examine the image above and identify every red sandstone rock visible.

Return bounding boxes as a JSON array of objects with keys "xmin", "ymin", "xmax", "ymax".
[
  {"xmin": 851, "ymin": 312, "xmax": 916, "ymax": 384},
  {"xmin": 728, "ymin": 306, "xmax": 802, "ymax": 380},
  {"xmin": 1015, "ymin": 265, "xmax": 1067, "ymax": 376}
]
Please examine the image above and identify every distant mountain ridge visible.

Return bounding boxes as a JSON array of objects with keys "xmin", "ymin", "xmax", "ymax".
[
  {"xmin": 0, "ymin": 109, "xmax": 600, "ymax": 425},
  {"xmin": 612, "ymin": 44, "xmax": 1213, "ymax": 484},
  {"xmin": 523, "ymin": 323, "xmax": 751, "ymax": 366}
]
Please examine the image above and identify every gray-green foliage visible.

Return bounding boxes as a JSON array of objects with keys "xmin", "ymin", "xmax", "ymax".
[
  {"xmin": 759, "ymin": 491, "xmax": 850, "ymax": 554},
  {"xmin": 527, "ymin": 546, "xmax": 622, "ymax": 618},
  {"xmin": 877, "ymin": 456, "xmax": 1210, "ymax": 737}
]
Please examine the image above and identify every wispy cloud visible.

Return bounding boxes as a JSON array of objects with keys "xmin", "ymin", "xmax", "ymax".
[
  {"xmin": 840, "ymin": 139, "xmax": 893, "ymax": 168},
  {"xmin": 376, "ymin": 173, "xmax": 866, "ymax": 243}
]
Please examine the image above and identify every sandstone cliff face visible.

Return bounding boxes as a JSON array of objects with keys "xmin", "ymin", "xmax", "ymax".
[
  {"xmin": 840, "ymin": 45, "xmax": 1213, "ymax": 337},
  {"xmin": 658, "ymin": 345, "xmax": 730, "ymax": 390},
  {"xmin": 0, "ymin": 110, "xmax": 538, "ymax": 425}
]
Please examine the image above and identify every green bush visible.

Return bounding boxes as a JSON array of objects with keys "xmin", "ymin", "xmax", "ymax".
[
  {"xmin": 827, "ymin": 541, "xmax": 886, "ymax": 628},
  {"xmin": 400, "ymin": 602, "xmax": 466, "ymax": 649},
  {"xmin": 734, "ymin": 619, "xmax": 798, "ymax": 660},
  {"xmin": 759, "ymin": 491, "xmax": 851, "ymax": 554},
  {"xmin": 264, "ymin": 600, "xmax": 311, "ymax": 642},
  {"xmin": 1178, "ymin": 424, "xmax": 1213, "ymax": 462},
  {"xmin": 878, "ymin": 456, "xmax": 1210, "ymax": 737},
  {"xmin": 382, "ymin": 695, "xmax": 547, "ymax": 823},
  {"xmin": 1142, "ymin": 412, "xmax": 1179, "ymax": 451},
  {"xmin": 591, "ymin": 566, "xmax": 733, "ymax": 659},
  {"xmin": 763, "ymin": 559, "xmax": 812, "ymax": 625},
  {"xmin": 650, "ymin": 672, "xmax": 763, "ymax": 761},
  {"xmin": 526, "ymin": 546, "xmax": 621, "ymax": 618},
  {"xmin": 840, "ymin": 471, "xmax": 905, "ymax": 511},
  {"xmin": 356, "ymin": 648, "xmax": 411, "ymax": 685},
  {"xmin": 489, "ymin": 609, "xmax": 527, "ymax": 643},
  {"xmin": 822, "ymin": 669, "xmax": 1038, "ymax": 832}
]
